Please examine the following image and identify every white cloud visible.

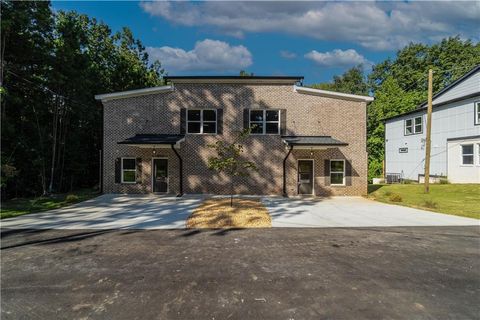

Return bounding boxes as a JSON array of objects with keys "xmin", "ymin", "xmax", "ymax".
[
  {"xmin": 280, "ymin": 50, "xmax": 296, "ymax": 59},
  {"xmin": 305, "ymin": 49, "xmax": 370, "ymax": 67},
  {"xmin": 140, "ymin": 1, "xmax": 480, "ymax": 51},
  {"xmin": 147, "ymin": 39, "xmax": 252, "ymax": 72}
]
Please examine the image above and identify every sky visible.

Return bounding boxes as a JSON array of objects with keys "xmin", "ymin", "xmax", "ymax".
[{"xmin": 52, "ymin": 1, "xmax": 480, "ymax": 85}]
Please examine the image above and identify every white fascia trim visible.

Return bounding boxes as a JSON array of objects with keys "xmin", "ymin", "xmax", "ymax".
[
  {"xmin": 293, "ymin": 85, "xmax": 374, "ymax": 102},
  {"xmin": 95, "ymin": 85, "xmax": 174, "ymax": 102}
]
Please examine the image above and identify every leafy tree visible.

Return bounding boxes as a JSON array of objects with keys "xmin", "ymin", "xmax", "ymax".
[
  {"xmin": 207, "ymin": 129, "xmax": 257, "ymax": 207},
  {"xmin": 366, "ymin": 37, "xmax": 480, "ymax": 179},
  {"xmin": 239, "ymin": 70, "xmax": 254, "ymax": 77},
  {"xmin": 1, "ymin": 1, "xmax": 165, "ymax": 199},
  {"xmin": 310, "ymin": 65, "xmax": 368, "ymax": 95}
]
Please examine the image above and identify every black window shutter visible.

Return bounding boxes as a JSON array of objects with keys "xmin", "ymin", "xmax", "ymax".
[
  {"xmin": 136, "ymin": 158, "xmax": 142, "ymax": 183},
  {"xmin": 115, "ymin": 158, "xmax": 121, "ymax": 183},
  {"xmin": 217, "ymin": 109, "xmax": 223, "ymax": 135},
  {"xmin": 280, "ymin": 109, "xmax": 287, "ymax": 135},
  {"xmin": 345, "ymin": 160, "xmax": 352, "ymax": 186},
  {"xmin": 324, "ymin": 159, "xmax": 331, "ymax": 186},
  {"xmin": 243, "ymin": 108, "xmax": 250, "ymax": 130},
  {"xmin": 180, "ymin": 108, "xmax": 186, "ymax": 134}
]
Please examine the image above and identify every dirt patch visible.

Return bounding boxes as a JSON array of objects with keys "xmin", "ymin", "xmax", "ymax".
[{"xmin": 186, "ymin": 198, "xmax": 271, "ymax": 228}]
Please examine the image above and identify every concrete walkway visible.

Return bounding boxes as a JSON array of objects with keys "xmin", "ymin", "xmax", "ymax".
[
  {"xmin": 263, "ymin": 196, "xmax": 479, "ymax": 228},
  {"xmin": 1, "ymin": 194, "xmax": 202, "ymax": 229}
]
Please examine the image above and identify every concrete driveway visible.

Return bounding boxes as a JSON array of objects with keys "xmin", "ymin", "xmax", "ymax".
[
  {"xmin": 263, "ymin": 196, "xmax": 479, "ymax": 228},
  {"xmin": 1, "ymin": 194, "xmax": 202, "ymax": 229},
  {"xmin": 1, "ymin": 194, "xmax": 478, "ymax": 230}
]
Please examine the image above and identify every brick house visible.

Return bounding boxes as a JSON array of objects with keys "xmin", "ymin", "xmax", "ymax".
[{"xmin": 95, "ymin": 76, "xmax": 373, "ymax": 196}]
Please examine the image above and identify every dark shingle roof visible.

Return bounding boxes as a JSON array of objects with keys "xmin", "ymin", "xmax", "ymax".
[
  {"xmin": 282, "ymin": 136, "xmax": 348, "ymax": 146},
  {"xmin": 118, "ymin": 134, "xmax": 185, "ymax": 145}
]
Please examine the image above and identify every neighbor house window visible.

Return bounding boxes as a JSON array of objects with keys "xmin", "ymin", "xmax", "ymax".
[
  {"xmin": 121, "ymin": 158, "xmax": 136, "ymax": 183},
  {"xmin": 187, "ymin": 109, "xmax": 217, "ymax": 134},
  {"xmin": 330, "ymin": 160, "xmax": 345, "ymax": 185},
  {"xmin": 405, "ymin": 116, "xmax": 423, "ymax": 135},
  {"xmin": 462, "ymin": 144, "xmax": 474, "ymax": 165},
  {"xmin": 475, "ymin": 102, "xmax": 480, "ymax": 125},
  {"xmin": 249, "ymin": 110, "xmax": 280, "ymax": 134}
]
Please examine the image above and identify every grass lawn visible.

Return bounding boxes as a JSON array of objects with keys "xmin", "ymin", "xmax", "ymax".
[
  {"xmin": 187, "ymin": 198, "xmax": 271, "ymax": 228},
  {"xmin": 367, "ymin": 184, "xmax": 480, "ymax": 219},
  {"xmin": 1, "ymin": 189, "xmax": 100, "ymax": 219}
]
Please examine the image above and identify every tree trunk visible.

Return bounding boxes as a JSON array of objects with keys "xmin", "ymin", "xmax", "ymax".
[
  {"xmin": 230, "ymin": 177, "xmax": 234, "ymax": 207},
  {"xmin": 48, "ymin": 97, "xmax": 60, "ymax": 193}
]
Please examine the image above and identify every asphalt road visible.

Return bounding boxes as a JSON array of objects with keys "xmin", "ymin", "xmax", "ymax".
[{"xmin": 1, "ymin": 227, "xmax": 479, "ymax": 319}]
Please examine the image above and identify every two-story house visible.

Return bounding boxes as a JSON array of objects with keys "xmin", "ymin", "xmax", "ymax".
[
  {"xmin": 95, "ymin": 76, "xmax": 373, "ymax": 196},
  {"xmin": 384, "ymin": 65, "xmax": 480, "ymax": 183}
]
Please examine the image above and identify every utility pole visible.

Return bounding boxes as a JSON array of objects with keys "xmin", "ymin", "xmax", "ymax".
[{"xmin": 424, "ymin": 69, "xmax": 433, "ymax": 193}]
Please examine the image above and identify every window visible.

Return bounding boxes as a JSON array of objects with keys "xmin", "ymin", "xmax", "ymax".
[
  {"xmin": 475, "ymin": 102, "xmax": 480, "ymax": 125},
  {"xmin": 330, "ymin": 160, "xmax": 345, "ymax": 185},
  {"xmin": 405, "ymin": 116, "xmax": 423, "ymax": 135},
  {"xmin": 187, "ymin": 109, "xmax": 217, "ymax": 134},
  {"xmin": 462, "ymin": 144, "xmax": 474, "ymax": 165},
  {"xmin": 249, "ymin": 110, "xmax": 280, "ymax": 135},
  {"xmin": 121, "ymin": 158, "xmax": 136, "ymax": 183}
]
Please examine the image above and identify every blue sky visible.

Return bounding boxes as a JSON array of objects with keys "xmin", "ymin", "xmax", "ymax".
[{"xmin": 52, "ymin": 1, "xmax": 479, "ymax": 84}]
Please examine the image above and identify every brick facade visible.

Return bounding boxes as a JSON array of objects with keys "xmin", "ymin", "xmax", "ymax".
[{"xmin": 102, "ymin": 83, "xmax": 368, "ymax": 196}]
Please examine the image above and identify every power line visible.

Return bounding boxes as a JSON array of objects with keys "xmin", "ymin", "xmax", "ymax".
[{"xmin": 6, "ymin": 70, "xmax": 93, "ymax": 109}]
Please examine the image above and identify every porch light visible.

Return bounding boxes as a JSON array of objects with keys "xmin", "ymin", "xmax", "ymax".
[
  {"xmin": 152, "ymin": 149, "xmax": 156, "ymax": 156},
  {"xmin": 310, "ymin": 148, "xmax": 314, "ymax": 156}
]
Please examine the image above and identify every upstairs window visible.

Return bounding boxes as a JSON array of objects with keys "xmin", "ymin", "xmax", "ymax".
[
  {"xmin": 405, "ymin": 116, "xmax": 423, "ymax": 135},
  {"xmin": 462, "ymin": 144, "xmax": 474, "ymax": 165},
  {"xmin": 121, "ymin": 158, "xmax": 136, "ymax": 183},
  {"xmin": 249, "ymin": 110, "xmax": 280, "ymax": 135},
  {"xmin": 475, "ymin": 102, "xmax": 480, "ymax": 125},
  {"xmin": 187, "ymin": 109, "xmax": 217, "ymax": 134}
]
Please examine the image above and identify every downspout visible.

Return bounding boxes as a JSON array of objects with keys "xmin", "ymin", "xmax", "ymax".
[
  {"xmin": 171, "ymin": 144, "xmax": 183, "ymax": 196},
  {"xmin": 283, "ymin": 145, "xmax": 293, "ymax": 197}
]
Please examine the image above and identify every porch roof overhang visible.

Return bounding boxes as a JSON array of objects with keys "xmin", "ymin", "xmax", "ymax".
[
  {"xmin": 118, "ymin": 134, "xmax": 185, "ymax": 148},
  {"xmin": 281, "ymin": 136, "xmax": 348, "ymax": 149}
]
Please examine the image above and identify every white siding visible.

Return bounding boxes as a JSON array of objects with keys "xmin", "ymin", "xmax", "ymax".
[
  {"xmin": 385, "ymin": 96, "xmax": 480, "ymax": 180},
  {"xmin": 434, "ymin": 71, "xmax": 480, "ymax": 105},
  {"xmin": 447, "ymin": 137, "xmax": 480, "ymax": 183}
]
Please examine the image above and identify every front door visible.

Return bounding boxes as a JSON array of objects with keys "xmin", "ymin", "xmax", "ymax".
[
  {"xmin": 153, "ymin": 159, "xmax": 168, "ymax": 193},
  {"xmin": 298, "ymin": 160, "xmax": 313, "ymax": 195}
]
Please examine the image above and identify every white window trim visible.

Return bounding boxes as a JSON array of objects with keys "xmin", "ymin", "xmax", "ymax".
[
  {"xmin": 404, "ymin": 116, "xmax": 423, "ymax": 135},
  {"xmin": 477, "ymin": 144, "xmax": 480, "ymax": 166},
  {"xmin": 475, "ymin": 101, "xmax": 480, "ymax": 125},
  {"xmin": 460, "ymin": 143, "xmax": 474, "ymax": 166},
  {"xmin": 330, "ymin": 159, "xmax": 346, "ymax": 186},
  {"xmin": 249, "ymin": 109, "xmax": 281, "ymax": 135},
  {"xmin": 186, "ymin": 109, "xmax": 217, "ymax": 135},
  {"xmin": 121, "ymin": 157, "xmax": 137, "ymax": 184}
]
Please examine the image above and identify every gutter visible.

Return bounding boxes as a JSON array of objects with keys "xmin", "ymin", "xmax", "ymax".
[
  {"xmin": 171, "ymin": 144, "xmax": 183, "ymax": 196},
  {"xmin": 283, "ymin": 145, "xmax": 293, "ymax": 197}
]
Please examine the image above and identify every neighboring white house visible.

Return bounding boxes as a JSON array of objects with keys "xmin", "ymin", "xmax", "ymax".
[{"xmin": 384, "ymin": 65, "xmax": 480, "ymax": 183}]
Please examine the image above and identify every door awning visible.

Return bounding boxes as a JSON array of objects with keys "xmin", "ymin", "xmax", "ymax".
[
  {"xmin": 118, "ymin": 134, "xmax": 185, "ymax": 148},
  {"xmin": 282, "ymin": 136, "xmax": 348, "ymax": 149}
]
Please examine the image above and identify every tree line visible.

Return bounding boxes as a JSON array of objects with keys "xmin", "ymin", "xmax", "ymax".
[
  {"xmin": 1, "ymin": 1, "xmax": 164, "ymax": 198},
  {"xmin": 311, "ymin": 38, "xmax": 480, "ymax": 180}
]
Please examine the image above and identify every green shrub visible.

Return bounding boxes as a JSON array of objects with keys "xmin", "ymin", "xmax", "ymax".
[
  {"xmin": 389, "ymin": 193, "xmax": 402, "ymax": 202},
  {"xmin": 439, "ymin": 178, "xmax": 449, "ymax": 184},
  {"xmin": 423, "ymin": 200, "xmax": 438, "ymax": 209},
  {"xmin": 65, "ymin": 194, "xmax": 79, "ymax": 203}
]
